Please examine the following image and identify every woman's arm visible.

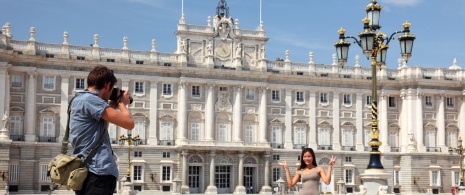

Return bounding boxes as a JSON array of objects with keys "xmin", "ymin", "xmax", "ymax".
[
  {"xmin": 319, "ymin": 155, "xmax": 336, "ymax": 185},
  {"xmin": 282, "ymin": 161, "xmax": 301, "ymax": 187}
]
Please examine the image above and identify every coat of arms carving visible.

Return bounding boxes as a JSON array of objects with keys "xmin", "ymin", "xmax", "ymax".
[{"xmin": 215, "ymin": 91, "xmax": 232, "ymax": 112}]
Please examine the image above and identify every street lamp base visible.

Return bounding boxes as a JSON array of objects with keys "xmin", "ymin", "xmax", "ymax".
[
  {"xmin": 360, "ymin": 169, "xmax": 390, "ymax": 195},
  {"xmin": 459, "ymin": 186, "xmax": 465, "ymax": 195},
  {"xmin": 121, "ymin": 181, "xmax": 134, "ymax": 195},
  {"xmin": 367, "ymin": 148, "xmax": 384, "ymax": 169}
]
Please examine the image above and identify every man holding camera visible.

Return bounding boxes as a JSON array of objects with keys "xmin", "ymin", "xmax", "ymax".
[{"xmin": 69, "ymin": 65, "xmax": 134, "ymax": 195}]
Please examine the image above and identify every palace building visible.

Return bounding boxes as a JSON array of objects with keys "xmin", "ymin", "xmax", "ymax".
[{"xmin": 0, "ymin": 1, "xmax": 464, "ymax": 194}]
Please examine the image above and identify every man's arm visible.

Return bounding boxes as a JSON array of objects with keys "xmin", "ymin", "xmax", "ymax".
[{"xmin": 102, "ymin": 103, "xmax": 134, "ymax": 130}]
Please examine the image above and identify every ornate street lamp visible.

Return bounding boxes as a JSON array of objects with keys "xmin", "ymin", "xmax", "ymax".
[
  {"xmin": 334, "ymin": 0, "xmax": 415, "ymax": 169},
  {"xmin": 119, "ymin": 133, "xmax": 141, "ymax": 182},
  {"xmin": 449, "ymin": 137, "xmax": 464, "ymax": 186}
]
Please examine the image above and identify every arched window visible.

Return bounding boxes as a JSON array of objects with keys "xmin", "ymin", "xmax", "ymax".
[{"xmin": 446, "ymin": 124, "xmax": 458, "ymax": 148}]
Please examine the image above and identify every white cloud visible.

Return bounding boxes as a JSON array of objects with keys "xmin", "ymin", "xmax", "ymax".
[{"xmin": 380, "ymin": 0, "xmax": 423, "ymax": 7}]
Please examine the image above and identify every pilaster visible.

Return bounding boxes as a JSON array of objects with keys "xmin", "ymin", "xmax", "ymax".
[
  {"xmin": 58, "ymin": 75, "xmax": 70, "ymax": 143},
  {"xmin": 205, "ymin": 83, "xmax": 215, "ymax": 142},
  {"xmin": 437, "ymin": 93, "xmax": 446, "ymax": 151},
  {"xmin": 416, "ymin": 89, "xmax": 425, "ymax": 152},
  {"xmin": 332, "ymin": 91, "xmax": 341, "ymax": 151},
  {"xmin": 284, "ymin": 89, "xmax": 293, "ymax": 149},
  {"xmin": 233, "ymin": 85, "xmax": 243, "ymax": 142},
  {"xmin": 25, "ymin": 71, "xmax": 37, "ymax": 142},
  {"xmin": 234, "ymin": 153, "xmax": 246, "ymax": 194},
  {"xmin": 308, "ymin": 90, "xmax": 317, "ymax": 149},
  {"xmin": 181, "ymin": 151, "xmax": 189, "ymax": 194},
  {"xmin": 177, "ymin": 81, "xmax": 188, "ymax": 145},
  {"xmin": 259, "ymin": 87, "xmax": 268, "ymax": 143},
  {"xmin": 356, "ymin": 93, "xmax": 364, "ymax": 151},
  {"xmin": 205, "ymin": 151, "xmax": 217, "ymax": 194},
  {"xmin": 147, "ymin": 81, "xmax": 158, "ymax": 145},
  {"xmin": 379, "ymin": 90, "xmax": 389, "ymax": 152}
]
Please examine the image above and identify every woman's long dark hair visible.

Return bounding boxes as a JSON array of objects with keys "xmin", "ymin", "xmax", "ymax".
[{"xmin": 300, "ymin": 148, "xmax": 317, "ymax": 170}]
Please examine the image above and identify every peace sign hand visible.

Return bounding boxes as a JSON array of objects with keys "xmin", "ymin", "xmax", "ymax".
[
  {"xmin": 328, "ymin": 155, "xmax": 336, "ymax": 166},
  {"xmin": 281, "ymin": 160, "xmax": 289, "ymax": 170}
]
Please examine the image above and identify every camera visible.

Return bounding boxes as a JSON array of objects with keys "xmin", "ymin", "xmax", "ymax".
[{"xmin": 110, "ymin": 88, "xmax": 133, "ymax": 104}]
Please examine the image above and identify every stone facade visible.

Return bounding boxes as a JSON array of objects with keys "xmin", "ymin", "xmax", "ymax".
[{"xmin": 0, "ymin": 1, "xmax": 464, "ymax": 195}]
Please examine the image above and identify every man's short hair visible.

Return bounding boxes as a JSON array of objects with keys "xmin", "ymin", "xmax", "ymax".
[{"xmin": 87, "ymin": 65, "xmax": 117, "ymax": 90}]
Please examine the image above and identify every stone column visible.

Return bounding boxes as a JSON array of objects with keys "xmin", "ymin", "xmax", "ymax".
[
  {"xmin": 233, "ymin": 85, "xmax": 243, "ymax": 142},
  {"xmin": 460, "ymin": 93, "xmax": 465, "ymax": 139},
  {"xmin": 205, "ymin": 83, "xmax": 215, "ymax": 142},
  {"xmin": 284, "ymin": 89, "xmax": 293, "ymax": 149},
  {"xmin": 181, "ymin": 151, "xmax": 189, "ymax": 193},
  {"xmin": 355, "ymin": 93, "xmax": 364, "ymax": 151},
  {"xmin": 177, "ymin": 81, "xmax": 188, "ymax": 145},
  {"xmin": 259, "ymin": 87, "xmax": 268, "ymax": 143},
  {"xmin": 148, "ymin": 81, "xmax": 158, "ymax": 145},
  {"xmin": 379, "ymin": 91, "xmax": 389, "ymax": 152},
  {"xmin": 0, "ymin": 66, "xmax": 7, "ymax": 126},
  {"xmin": 25, "ymin": 71, "xmax": 37, "ymax": 142},
  {"xmin": 437, "ymin": 94, "xmax": 446, "ymax": 151},
  {"xmin": 260, "ymin": 154, "xmax": 272, "ymax": 194},
  {"xmin": 234, "ymin": 153, "xmax": 246, "ymax": 194},
  {"xmin": 205, "ymin": 151, "xmax": 217, "ymax": 194},
  {"xmin": 332, "ymin": 92, "xmax": 341, "ymax": 150},
  {"xmin": 309, "ymin": 90, "xmax": 317, "ymax": 149},
  {"xmin": 400, "ymin": 90, "xmax": 409, "ymax": 152},
  {"xmin": 58, "ymin": 75, "xmax": 70, "ymax": 142},
  {"xmin": 416, "ymin": 89, "xmax": 425, "ymax": 152}
]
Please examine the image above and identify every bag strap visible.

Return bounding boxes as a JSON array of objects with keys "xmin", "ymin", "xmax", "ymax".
[{"xmin": 61, "ymin": 95, "xmax": 110, "ymax": 167}]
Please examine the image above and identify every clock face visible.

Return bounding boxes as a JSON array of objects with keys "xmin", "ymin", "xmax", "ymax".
[{"xmin": 215, "ymin": 43, "xmax": 231, "ymax": 57}]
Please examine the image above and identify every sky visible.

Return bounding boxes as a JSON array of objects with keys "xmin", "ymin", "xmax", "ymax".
[{"xmin": 1, "ymin": 0, "xmax": 464, "ymax": 69}]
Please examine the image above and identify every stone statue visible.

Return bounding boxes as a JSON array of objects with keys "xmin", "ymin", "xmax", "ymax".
[
  {"xmin": 206, "ymin": 41, "xmax": 213, "ymax": 55},
  {"xmin": 235, "ymin": 43, "xmax": 242, "ymax": 58},
  {"xmin": 260, "ymin": 45, "xmax": 266, "ymax": 59},
  {"xmin": 2, "ymin": 111, "xmax": 9, "ymax": 130},
  {"xmin": 180, "ymin": 39, "xmax": 187, "ymax": 53},
  {"xmin": 408, "ymin": 131, "xmax": 415, "ymax": 144},
  {"xmin": 347, "ymin": 185, "xmax": 367, "ymax": 195}
]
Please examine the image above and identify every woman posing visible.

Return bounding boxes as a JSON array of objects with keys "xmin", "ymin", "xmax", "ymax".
[{"xmin": 281, "ymin": 148, "xmax": 336, "ymax": 195}]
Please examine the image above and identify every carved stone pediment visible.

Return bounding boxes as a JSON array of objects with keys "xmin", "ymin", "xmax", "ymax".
[{"xmin": 215, "ymin": 91, "xmax": 232, "ymax": 112}]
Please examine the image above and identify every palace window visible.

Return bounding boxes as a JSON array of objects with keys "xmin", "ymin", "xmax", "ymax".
[
  {"xmin": 9, "ymin": 163, "xmax": 19, "ymax": 182},
  {"xmin": 343, "ymin": 94, "xmax": 351, "ymax": 105},
  {"xmin": 272, "ymin": 168, "xmax": 281, "ymax": 182},
  {"xmin": 425, "ymin": 96, "xmax": 433, "ymax": 107},
  {"xmin": 425, "ymin": 128, "xmax": 437, "ymax": 148},
  {"xmin": 318, "ymin": 128, "xmax": 330, "ymax": 146},
  {"xmin": 133, "ymin": 119, "xmax": 146, "ymax": 144},
  {"xmin": 296, "ymin": 91, "xmax": 304, "ymax": 103},
  {"xmin": 342, "ymin": 128, "xmax": 354, "ymax": 147},
  {"xmin": 244, "ymin": 125, "xmax": 254, "ymax": 143},
  {"xmin": 219, "ymin": 87, "xmax": 228, "ymax": 91},
  {"xmin": 9, "ymin": 115, "xmax": 22, "ymax": 136},
  {"xmin": 11, "ymin": 75, "xmax": 22, "ymax": 88},
  {"xmin": 163, "ymin": 84, "xmax": 172, "ymax": 95},
  {"xmin": 447, "ymin": 130, "xmax": 458, "ymax": 148},
  {"xmin": 447, "ymin": 97, "xmax": 455, "ymax": 108},
  {"xmin": 366, "ymin": 95, "xmax": 372, "ymax": 106},
  {"xmin": 271, "ymin": 126, "xmax": 282, "ymax": 144},
  {"xmin": 43, "ymin": 76, "xmax": 55, "ymax": 90},
  {"xmin": 272, "ymin": 90, "xmax": 280, "ymax": 102},
  {"xmin": 162, "ymin": 166, "xmax": 172, "ymax": 182},
  {"xmin": 40, "ymin": 164, "xmax": 49, "ymax": 182},
  {"xmin": 218, "ymin": 124, "xmax": 227, "ymax": 143},
  {"xmin": 295, "ymin": 127, "xmax": 306, "ymax": 145},
  {"xmin": 245, "ymin": 88, "xmax": 254, "ymax": 100},
  {"xmin": 133, "ymin": 165, "xmax": 143, "ymax": 181},
  {"xmin": 320, "ymin": 93, "xmax": 328, "ymax": 104},
  {"xmin": 345, "ymin": 169, "xmax": 354, "ymax": 184},
  {"xmin": 135, "ymin": 82, "xmax": 144, "ymax": 94},
  {"xmin": 190, "ymin": 123, "xmax": 200, "ymax": 141},
  {"xmin": 160, "ymin": 121, "xmax": 173, "ymax": 142},
  {"xmin": 394, "ymin": 170, "xmax": 400, "ymax": 185},
  {"xmin": 192, "ymin": 85, "xmax": 200, "ymax": 97},
  {"xmin": 389, "ymin": 97, "xmax": 396, "ymax": 108},
  {"xmin": 163, "ymin": 152, "xmax": 171, "ymax": 158},
  {"xmin": 75, "ymin": 78, "xmax": 85, "ymax": 90},
  {"xmin": 108, "ymin": 123, "xmax": 117, "ymax": 144},
  {"xmin": 388, "ymin": 129, "xmax": 399, "ymax": 147}
]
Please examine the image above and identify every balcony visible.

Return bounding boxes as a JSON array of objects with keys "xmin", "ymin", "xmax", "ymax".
[
  {"xmin": 38, "ymin": 136, "xmax": 56, "ymax": 143},
  {"xmin": 10, "ymin": 135, "xmax": 24, "ymax": 141},
  {"xmin": 341, "ymin": 146, "xmax": 356, "ymax": 151},
  {"xmin": 293, "ymin": 144, "xmax": 307, "ymax": 149},
  {"xmin": 270, "ymin": 143, "xmax": 284, "ymax": 149},
  {"xmin": 317, "ymin": 145, "xmax": 332, "ymax": 150},
  {"xmin": 159, "ymin": 140, "xmax": 175, "ymax": 146},
  {"xmin": 426, "ymin": 147, "xmax": 441, "ymax": 152},
  {"xmin": 390, "ymin": 147, "xmax": 401, "ymax": 152}
]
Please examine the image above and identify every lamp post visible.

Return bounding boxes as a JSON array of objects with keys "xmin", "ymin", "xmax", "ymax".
[
  {"xmin": 334, "ymin": 0, "xmax": 415, "ymax": 169},
  {"xmin": 119, "ymin": 133, "xmax": 140, "ymax": 182},
  {"xmin": 449, "ymin": 137, "xmax": 464, "ymax": 187}
]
